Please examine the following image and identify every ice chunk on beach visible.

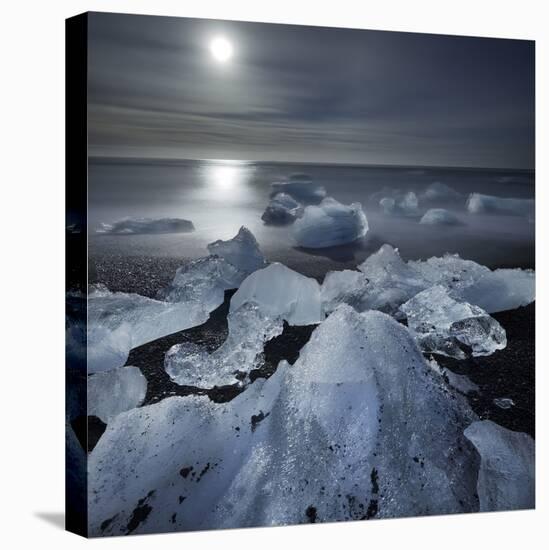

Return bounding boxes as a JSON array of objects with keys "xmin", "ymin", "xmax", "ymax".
[
  {"xmin": 321, "ymin": 269, "xmax": 370, "ymax": 315},
  {"xmin": 89, "ymin": 305, "xmax": 480, "ymax": 536},
  {"xmin": 96, "ymin": 217, "xmax": 194, "ymax": 235},
  {"xmin": 207, "ymin": 226, "xmax": 266, "ymax": 274},
  {"xmin": 466, "ymin": 193, "xmax": 534, "ymax": 218},
  {"xmin": 270, "ymin": 173, "xmax": 326, "ymax": 204},
  {"xmin": 161, "ymin": 226, "xmax": 265, "ymax": 305},
  {"xmin": 230, "ymin": 263, "xmax": 322, "ymax": 325},
  {"xmin": 159, "ymin": 256, "xmax": 241, "ymax": 307},
  {"xmin": 421, "ymin": 182, "xmax": 462, "ymax": 203},
  {"xmin": 379, "ymin": 191, "xmax": 420, "ymax": 217},
  {"xmin": 335, "ymin": 245, "xmax": 535, "ymax": 317},
  {"xmin": 88, "ymin": 287, "xmax": 211, "ymax": 373},
  {"xmin": 88, "ymin": 366, "xmax": 147, "ymax": 423},
  {"xmin": 357, "ymin": 244, "xmax": 427, "ymax": 314},
  {"xmin": 410, "ymin": 254, "xmax": 491, "ymax": 295},
  {"xmin": 89, "ymin": 228, "xmax": 267, "ymax": 373},
  {"xmin": 458, "ymin": 268, "xmax": 535, "ymax": 313},
  {"xmin": 464, "ymin": 420, "xmax": 534, "ymax": 512},
  {"xmin": 400, "ymin": 285, "xmax": 506, "ymax": 358},
  {"xmin": 293, "ymin": 197, "xmax": 368, "ymax": 248},
  {"xmin": 420, "ymin": 208, "xmax": 463, "ymax": 226},
  {"xmin": 165, "ymin": 302, "xmax": 283, "ymax": 388},
  {"xmin": 261, "ymin": 193, "xmax": 303, "ymax": 225}
]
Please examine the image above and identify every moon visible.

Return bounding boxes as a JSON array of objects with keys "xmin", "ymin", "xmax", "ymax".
[{"xmin": 210, "ymin": 37, "xmax": 233, "ymax": 63}]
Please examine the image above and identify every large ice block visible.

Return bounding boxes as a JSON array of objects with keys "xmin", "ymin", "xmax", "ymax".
[
  {"xmin": 89, "ymin": 306, "xmax": 480, "ymax": 535},
  {"xmin": 230, "ymin": 263, "xmax": 322, "ymax": 326},
  {"xmin": 293, "ymin": 197, "xmax": 368, "ymax": 248}
]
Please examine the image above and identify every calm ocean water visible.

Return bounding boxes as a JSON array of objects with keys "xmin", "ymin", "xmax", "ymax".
[{"xmin": 88, "ymin": 157, "xmax": 535, "ymax": 283}]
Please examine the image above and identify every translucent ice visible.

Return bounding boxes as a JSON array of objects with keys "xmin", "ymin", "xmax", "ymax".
[
  {"xmin": 261, "ymin": 193, "xmax": 303, "ymax": 225},
  {"xmin": 207, "ymin": 226, "xmax": 266, "ymax": 274},
  {"xmin": 329, "ymin": 245, "xmax": 535, "ymax": 317},
  {"xmin": 165, "ymin": 302, "xmax": 283, "ymax": 388},
  {"xmin": 356, "ymin": 244, "xmax": 427, "ymax": 314},
  {"xmin": 321, "ymin": 269, "xmax": 370, "ymax": 315},
  {"xmin": 458, "ymin": 268, "xmax": 535, "ymax": 313},
  {"xmin": 88, "ymin": 366, "xmax": 148, "ymax": 423},
  {"xmin": 270, "ymin": 173, "xmax": 326, "ymax": 204},
  {"xmin": 88, "ymin": 287, "xmax": 210, "ymax": 373},
  {"xmin": 96, "ymin": 217, "xmax": 194, "ymax": 235},
  {"xmin": 420, "ymin": 208, "xmax": 463, "ymax": 225},
  {"xmin": 161, "ymin": 227, "xmax": 266, "ymax": 305},
  {"xmin": 464, "ymin": 420, "xmax": 534, "ymax": 512},
  {"xmin": 293, "ymin": 197, "xmax": 368, "ymax": 248},
  {"xmin": 400, "ymin": 285, "xmax": 507, "ymax": 358},
  {"xmin": 89, "ymin": 228, "xmax": 267, "ymax": 373},
  {"xmin": 89, "ymin": 306, "xmax": 480, "ymax": 536},
  {"xmin": 466, "ymin": 193, "xmax": 535, "ymax": 218},
  {"xmin": 230, "ymin": 262, "xmax": 322, "ymax": 325},
  {"xmin": 379, "ymin": 191, "xmax": 420, "ymax": 217}
]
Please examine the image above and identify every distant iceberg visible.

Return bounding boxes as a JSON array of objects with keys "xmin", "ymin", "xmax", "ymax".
[
  {"xmin": 293, "ymin": 197, "xmax": 368, "ymax": 248},
  {"xmin": 261, "ymin": 193, "xmax": 304, "ymax": 225},
  {"xmin": 96, "ymin": 217, "xmax": 195, "ymax": 235},
  {"xmin": 466, "ymin": 193, "xmax": 534, "ymax": 217},
  {"xmin": 270, "ymin": 173, "xmax": 327, "ymax": 204},
  {"xmin": 379, "ymin": 191, "xmax": 420, "ymax": 217},
  {"xmin": 421, "ymin": 182, "xmax": 463, "ymax": 203},
  {"xmin": 420, "ymin": 208, "xmax": 463, "ymax": 225}
]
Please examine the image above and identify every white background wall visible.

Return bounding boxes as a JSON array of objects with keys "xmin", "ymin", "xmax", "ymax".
[{"xmin": 0, "ymin": 1, "xmax": 546, "ymax": 548}]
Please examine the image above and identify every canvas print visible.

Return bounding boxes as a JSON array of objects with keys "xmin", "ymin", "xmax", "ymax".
[{"xmin": 66, "ymin": 11, "xmax": 535, "ymax": 538}]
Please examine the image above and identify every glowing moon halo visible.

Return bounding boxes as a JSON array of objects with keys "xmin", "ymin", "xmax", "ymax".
[{"xmin": 210, "ymin": 36, "xmax": 233, "ymax": 63}]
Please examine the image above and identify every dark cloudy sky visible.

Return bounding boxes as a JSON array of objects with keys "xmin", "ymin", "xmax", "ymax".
[{"xmin": 87, "ymin": 12, "xmax": 534, "ymax": 168}]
